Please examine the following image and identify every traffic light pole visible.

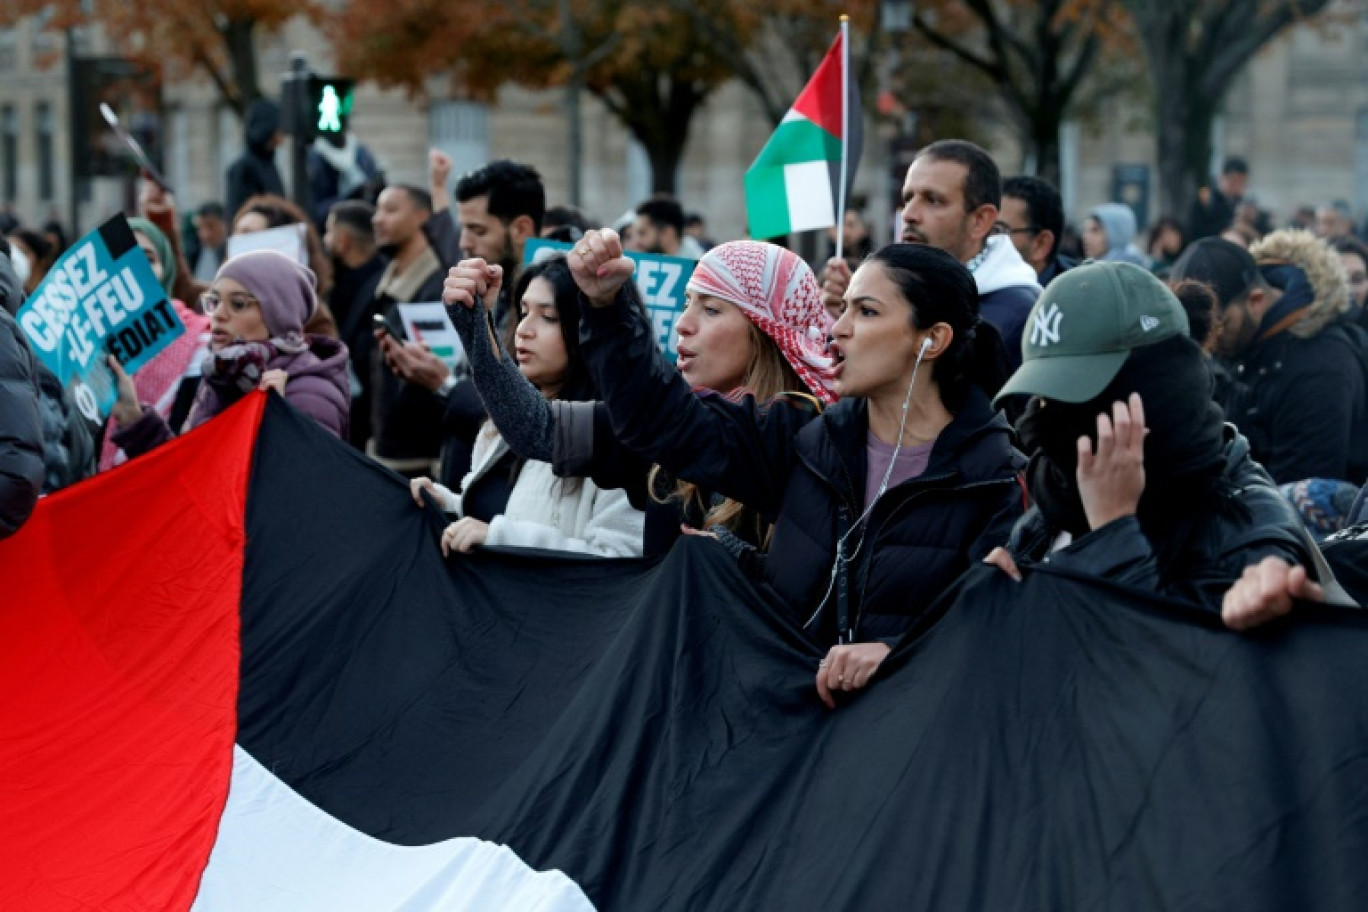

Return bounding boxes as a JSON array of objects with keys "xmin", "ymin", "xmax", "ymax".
[
  {"xmin": 287, "ymin": 52, "xmax": 313, "ymax": 218},
  {"xmin": 65, "ymin": 29, "xmax": 81, "ymax": 237}
]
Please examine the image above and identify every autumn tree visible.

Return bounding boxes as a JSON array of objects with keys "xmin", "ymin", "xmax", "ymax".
[
  {"xmin": 1120, "ymin": 0, "xmax": 1335, "ymax": 220},
  {"xmin": 664, "ymin": 1, "xmax": 880, "ymax": 128},
  {"xmin": 904, "ymin": 0, "xmax": 1136, "ymax": 186},
  {"xmin": 0, "ymin": 0, "xmax": 320, "ymax": 117},
  {"xmin": 332, "ymin": 0, "xmax": 869, "ymax": 196},
  {"xmin": 584, "ymin": 3, "xmax": 735, "ymax": 195}
]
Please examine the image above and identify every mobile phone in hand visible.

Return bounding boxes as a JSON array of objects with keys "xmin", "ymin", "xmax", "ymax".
[{"xmin": 372, "ymin": 312, "xmax": 407, "ymax": 341}]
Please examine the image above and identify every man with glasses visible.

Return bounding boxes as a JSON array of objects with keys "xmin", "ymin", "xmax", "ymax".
[{"xmin": 1001, "ymin": 176, "xmax": 1075, "ymax": 287}]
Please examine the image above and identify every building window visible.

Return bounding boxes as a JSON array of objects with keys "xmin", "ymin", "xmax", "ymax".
[
  {"xmin": 168, "ymin": 106, "xmax": 189, "ymax": 200},
  {"xmin": 428, "ymin": 100, "xmax": 490, "ymax": 182},
  {"xmin": 0, "ymin": 28, "xmax": 18, "ymax": 73},
  {"xmin": 36, "ymin": 101, "xmax": 53, "ymax": 201},
  {"xmin": 626, "ymin": 138, "xmax": 650, "ymax": 206},
  {"xmin": 30, "ymin": 9, "xmax": 58, "ymax": 61},
  {"xmin": 2, "ymin": 106, "xmax": 16, "ymax": 202}
]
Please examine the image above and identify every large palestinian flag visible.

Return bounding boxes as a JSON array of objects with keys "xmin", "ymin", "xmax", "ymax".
[
  {"xmin": 5, "ymin": 392, "xmax": 1368, "ymax": 910},
  {"xmin": 745, "ymin": 28, "xmax": 863, "ymax": 240}
]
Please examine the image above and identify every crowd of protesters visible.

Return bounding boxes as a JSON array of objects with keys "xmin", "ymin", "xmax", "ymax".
[{"xmin": 3, "ymin": 128, "xmax": 1367, "ymax": 703}]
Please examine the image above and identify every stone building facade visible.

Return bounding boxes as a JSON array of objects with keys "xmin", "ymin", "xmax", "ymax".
[{"xmin": 0, "ymin": 11, "xmax": 1363, "ymax": 243}]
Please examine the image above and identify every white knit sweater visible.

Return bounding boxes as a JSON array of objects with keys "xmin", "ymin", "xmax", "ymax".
[{"xmin": 434, "ymin": 424, "xmax": 644, "ymax": 558}]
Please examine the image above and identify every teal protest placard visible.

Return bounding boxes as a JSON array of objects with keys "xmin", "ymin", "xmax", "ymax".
[
  {"xmin": 16, "ymin": 214, "xmax": 182, "ymax": 421},
  {"xmin": 524, "ymin": 239, "xmax": 696, "ymax": 357}
]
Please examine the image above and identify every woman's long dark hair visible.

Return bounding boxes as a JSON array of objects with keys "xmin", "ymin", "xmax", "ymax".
[
  {"xmin": 504, "ymin": 255, "xmax": 596, "ymax": 403},
  {"xmin": 866, "ymin": 244, "xmax": 1011, "ymax": 411},
  {"xmin": 498, "ymin": 256, "xmax": 654, "ymax": 491}
]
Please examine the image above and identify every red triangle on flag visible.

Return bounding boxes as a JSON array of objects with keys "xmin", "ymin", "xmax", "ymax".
[
  {"xmin": 0, "ymin": 394, "xmax": 264, "ymax": 911},
  {"xmin": 791, "ymin": 31, "xmax": 845, "ymax": 138}
]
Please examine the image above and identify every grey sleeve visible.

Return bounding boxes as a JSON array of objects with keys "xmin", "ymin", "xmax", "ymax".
[{"xmin": 446, "ymin": 298, "xmax": 554, "ymax": 462}]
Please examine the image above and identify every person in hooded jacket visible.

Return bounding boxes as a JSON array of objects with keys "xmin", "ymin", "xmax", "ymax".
[
  {"xmin": 225, "ymin": 99, "xmax": 286, "ymax": 222},
  {"xmin": 1238, "ymin": 232, "xmax": 1364, "ymax": 485},
  {"xmin": 1082, "ymin": 203, "xmax": 1150, "ymax": 268},
  {"xmin": 108, "ymin": 250, "xmax": 350, "ymax": 456},
  {"xmin": 558, "ymin": 229, "xmax": 1025, "ymax": 708},
  {"xmin": 984, "ymin": 261, "xmax": 1315, "ymax": 610},
  {"xmin": 1172, "ymin": 234, "xmax": 1368, "ymax": 488}
]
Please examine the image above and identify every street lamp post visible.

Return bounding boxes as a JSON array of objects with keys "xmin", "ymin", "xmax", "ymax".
[
  {"xmin": 284, "ymin": 52, "xmax": 313, "ymax": 216},
  {"xmin": 65, "ymin": 28, "xmax": 80, "ymax": 237}
]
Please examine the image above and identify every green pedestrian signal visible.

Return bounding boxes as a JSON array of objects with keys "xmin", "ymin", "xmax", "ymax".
[{"xmin": 307, "ymin": 77, "xmax": 354, "ymax": 136}]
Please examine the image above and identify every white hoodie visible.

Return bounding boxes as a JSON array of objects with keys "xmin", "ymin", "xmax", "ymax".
[
  {"xmin": 972, "ymin": 235, "xmax": 1042, "ymax": 297},
  {"xmin": 970, "ymin": 235, "xmax": 1043, "ymax": 369},
  {"xmin": 426, "ymin": 425, "xmax": 644, "ymax": 557}
]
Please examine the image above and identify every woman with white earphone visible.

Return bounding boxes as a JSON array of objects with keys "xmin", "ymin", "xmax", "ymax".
[{"xmin": 567, "ymin": 232, "xmax": 1026, "ymax": 708}]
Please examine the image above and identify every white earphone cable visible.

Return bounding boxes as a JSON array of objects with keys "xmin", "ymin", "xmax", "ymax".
[{"xmin": 804, "ymin": 336, "xmax": 933, "ymax": 630}]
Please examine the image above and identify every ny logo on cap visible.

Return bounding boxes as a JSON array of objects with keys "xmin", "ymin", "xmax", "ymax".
[
  {"xmin": 1031, "ymin": 303, "xmax": 1063, "ymax": 347},
  {"xmin": 1140, "ymin": 315, "xmax": 1160, "ymax": 332}
]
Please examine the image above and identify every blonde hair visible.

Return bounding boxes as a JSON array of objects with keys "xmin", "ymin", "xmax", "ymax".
[
  {"xmin": 738, "ymin": 321, "xmax": 803, "ymax": 402},
  {"xmin": 650, "ymin": 325, "xmax": 818, "ymax": 540}
]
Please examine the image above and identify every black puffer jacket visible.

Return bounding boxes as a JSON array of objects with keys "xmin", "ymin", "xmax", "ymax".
[
  {"xmin": 0, "ymin": 306, "xmax": 44, "ymax": 538},
  {"xmin": 1222, "ymin": 325, "xmax": 1368, "ymax": 485},
  {"xmin": 0, "ymin": 247, "xmax": 87, "ymax": 493},
  {"xmin": 32, "ymin": 364, "xmax": 94, "ymax": 493},
  {"xmin": 580, "ymin": 290, "xmax": 1027, "ymax": 646},
  {"xmin": 1007, "ymin": 427, "xmax": 1315, "ymax": 609}
]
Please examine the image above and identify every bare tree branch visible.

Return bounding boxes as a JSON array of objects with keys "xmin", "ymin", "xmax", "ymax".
[
  {"xmin": 1200, "ymin": 0, "xmax": 1333, "ymax": 98},
  {"xmin": 964, "ymin": 0, "xmax": 1036, "ymax": 70},
  {"xmin": 909, "ymin": 13, "xmax": 1003, "ymax": 80},
  {"xmin": 1060, "ymin": 32, "xmax": 1100, "ymax": 99},
  {"xmin": 193, "ymin": 49, "xmax": 241, "ymax": 114}
]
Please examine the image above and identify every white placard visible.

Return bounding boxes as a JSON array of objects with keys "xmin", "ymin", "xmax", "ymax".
[
  {"xmin": 397, "ymin": 302, "xmax": 467, "ymax": 373},
  {"xmin": 226, "ymin": 224, "xmax": 308, "ymax": 267}
]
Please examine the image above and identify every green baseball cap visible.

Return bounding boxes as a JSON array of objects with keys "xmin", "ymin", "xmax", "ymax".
[{"xmin": 993, "ymin": 261, "xmax": 1190, "ymax": 406}]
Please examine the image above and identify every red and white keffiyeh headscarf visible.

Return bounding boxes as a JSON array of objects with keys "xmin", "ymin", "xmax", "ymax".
[{"xmin": 686, "ymin": 241, "xmax": 838, "ymax": 404}]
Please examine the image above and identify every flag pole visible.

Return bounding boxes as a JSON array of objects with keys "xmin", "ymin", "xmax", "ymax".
[{"xmin": 834, "ymin": 14, "xmax": 851, "ymax": 265}]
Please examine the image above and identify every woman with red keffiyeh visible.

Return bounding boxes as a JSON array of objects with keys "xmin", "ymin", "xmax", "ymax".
[
  {"xmin": 439, "ymin": 239, "xmax": 837, "ymax": 561},
  {"xmin": 674, "ymin": 238, "xmax": 838, "ymax": 404},
  {"xmin": 447, "ymin": 230, "xmax": 1026, "ymax": 709}
]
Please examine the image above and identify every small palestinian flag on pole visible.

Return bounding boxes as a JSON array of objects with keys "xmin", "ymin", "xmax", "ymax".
[{"xmin": 744, "ymin": 18, "xmax": 862, "ymax": 249}]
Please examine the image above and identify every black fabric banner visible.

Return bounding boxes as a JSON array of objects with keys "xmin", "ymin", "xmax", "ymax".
[
  {"xmin": 1327, "ymin": 534, "xmax": 1368, "ymax": 606},
  {"xmin": 239, "ymin": 397, "xmax": 1368, "ymax": 910}
]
